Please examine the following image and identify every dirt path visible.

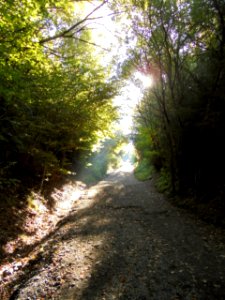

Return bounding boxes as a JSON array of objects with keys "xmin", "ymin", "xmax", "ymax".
[{"xmin": 9, "ymin": 170, "xmax": 225, "ymax": 299}]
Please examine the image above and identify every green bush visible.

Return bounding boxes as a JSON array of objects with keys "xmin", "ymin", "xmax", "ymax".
[
  {"xmin": 134, "ymin": 158, "xmax": 154, "ymax": 181},
  {"xmin": 155, "ymin": 168, "xmax": 171, "ymax": 194}
]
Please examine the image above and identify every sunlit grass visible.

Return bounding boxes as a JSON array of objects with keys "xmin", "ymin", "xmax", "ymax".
[{"xmin": 134, "ymin": 159, "xmax": 154, "ymax": 181}]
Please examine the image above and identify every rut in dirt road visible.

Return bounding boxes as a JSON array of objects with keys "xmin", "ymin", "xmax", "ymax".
[{"xmin": 12, "ymin": 170, "xmax": 225, "ymax": 300}]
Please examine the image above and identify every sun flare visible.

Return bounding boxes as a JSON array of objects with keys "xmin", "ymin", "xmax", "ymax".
[
  {"xmin": 134, "ymin": 71, "xmax": 154, "ymax": 89},
  {"xmin": 75, "ymin": 2, "xmax": 154, "ymax": 136}
]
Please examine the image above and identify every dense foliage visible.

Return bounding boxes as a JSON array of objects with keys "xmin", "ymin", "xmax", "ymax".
[
  {"xmin": 1, "ymin": 0, "xmax": 225, "ymax": 214},
  {"xmin": 77, "ymin": 134, "xmax": 129, "ymax": 184},
  {"xmin": 114, "ymin": 0, "xmax": 225, "ymax": 202},
  {"xmin": 0, "ymin": 0, "xmax": 117, "ymax": 195}
]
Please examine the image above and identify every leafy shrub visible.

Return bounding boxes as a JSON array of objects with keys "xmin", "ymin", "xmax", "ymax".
[
  {"xmin": 155, "ymin": 168, "xmax": 171, "ymax": 194},
  {"xmin": 134, "ymin": 158, "xmax": 154, "ymax": 181}
]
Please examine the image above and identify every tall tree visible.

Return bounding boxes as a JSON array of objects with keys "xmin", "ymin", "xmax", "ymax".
[
  {"xmin": 114, "ymin": 0, "xmax": 225, "ymax": 199},
  {"xmin": 0, "ymin": 0, "xmax": 118, "ymax": 194}
]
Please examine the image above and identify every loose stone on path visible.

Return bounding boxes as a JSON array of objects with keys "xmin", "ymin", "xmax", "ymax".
[{"xmin": 10, "ymin": 170, "xmax": 225, "ymax": 299}]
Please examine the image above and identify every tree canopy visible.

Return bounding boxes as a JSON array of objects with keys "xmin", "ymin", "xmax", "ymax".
[
  {"xmin": 1, "ymin": 0, "xmax": 225, "ymax": 212},
  {"xmin": 112, "ymin": 0, "xmax": 225, "ymax": 203},
  {"xmin": 0, "ymin": 0, "xmax": 118, "ymax": 194}
]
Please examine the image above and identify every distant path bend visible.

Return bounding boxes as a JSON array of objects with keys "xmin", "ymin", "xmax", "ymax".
[{"xmin": 14, "ymin": 170, "xmax": 225, "ymax": 300}]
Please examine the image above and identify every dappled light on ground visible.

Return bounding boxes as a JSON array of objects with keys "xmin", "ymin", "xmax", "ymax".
[
  {"xmin": 0, "ymin": 180, "xmax": 87, "ymax": 293},
  {"xmin": 6, "ymin": 172, "xmax": 225, "ymax": 300},
  {"xmin": 51, "ymin": 181, "xmax": 86, "ymax": 211}
]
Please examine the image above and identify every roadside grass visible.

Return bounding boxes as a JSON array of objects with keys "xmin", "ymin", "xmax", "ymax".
[{"xmin": 134, "ymin": 159, "xmax": 154, "ymax": 181}]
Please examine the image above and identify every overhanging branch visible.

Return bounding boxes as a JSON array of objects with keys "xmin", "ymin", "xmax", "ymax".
[{"xmin": 39, "ymin": 0, "xmax": 108, "ymax": 44}]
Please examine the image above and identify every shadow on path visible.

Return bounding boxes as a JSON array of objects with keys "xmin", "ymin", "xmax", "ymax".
[{"xmin": 12, "ymin": 170, "xmax": 225, "ymax": 300}]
